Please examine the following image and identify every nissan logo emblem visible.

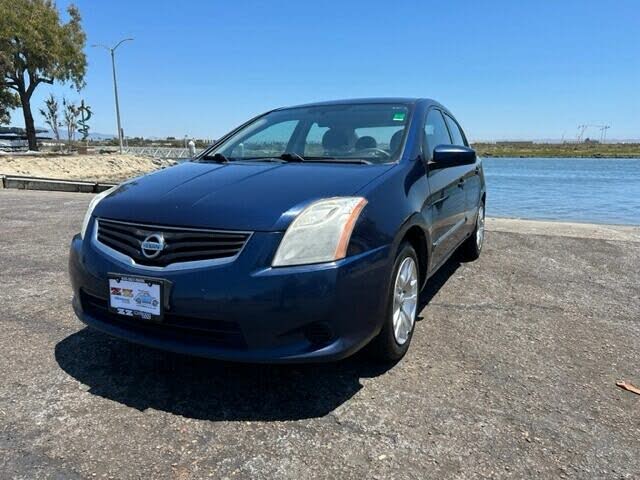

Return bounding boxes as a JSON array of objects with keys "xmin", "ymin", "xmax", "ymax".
[{"xmin": 141, "ymin": 233, "xmax": 165, "ymax": 259}]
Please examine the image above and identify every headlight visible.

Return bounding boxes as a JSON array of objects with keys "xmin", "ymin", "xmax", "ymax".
[
  {"xmin": 80, "ymin": 186, "xmax": 118, "ymax": 239},
  {"xmin": 272, "ymin": 197, "xmax": 368, "ymax": 267}
]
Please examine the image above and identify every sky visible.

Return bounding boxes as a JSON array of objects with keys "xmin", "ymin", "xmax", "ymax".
[{"xmin": 12, "ymin": 0, "xmax": 640, "ymax": 141}]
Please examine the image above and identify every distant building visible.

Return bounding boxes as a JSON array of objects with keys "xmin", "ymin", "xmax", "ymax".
[{"xmin": 0, "ymin": 127, "xmax": 50, "ymax": 151}]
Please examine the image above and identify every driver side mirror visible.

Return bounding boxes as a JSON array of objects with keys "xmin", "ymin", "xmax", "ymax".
[{"xmin": 430, "ymin": 145, "xmax": 476, "ymax": 170}]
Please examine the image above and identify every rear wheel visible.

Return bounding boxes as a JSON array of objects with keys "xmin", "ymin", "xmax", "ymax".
[
  {"xmin": 460, "ymin": 201, "xmax": 485, "ymax": 261},
  {"xmin": 371, "ymin": 242, "xmax": 419, "ymax": 362}
]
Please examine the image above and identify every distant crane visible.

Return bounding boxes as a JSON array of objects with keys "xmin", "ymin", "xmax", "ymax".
[
  {"xmin": 577, "ymin": 125, "xmax": 589, "ymax": 142},
  {"xmin": 577, "ymin": 124, "xmax": 611, "ymax": 143}
]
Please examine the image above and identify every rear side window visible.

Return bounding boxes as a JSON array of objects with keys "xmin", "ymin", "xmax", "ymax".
[
  {"xmin": 444, "ymin": 114, "xmax": 466, "ymax": 146},
  {"xmin": 424, "ymin": 110, "xmax": 451, "ymax": 154}
]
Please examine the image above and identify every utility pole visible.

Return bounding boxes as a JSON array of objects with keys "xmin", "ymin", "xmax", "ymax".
[{"xmin": 92, "ymin": 38, "xmax": 134, "ymax": 154}]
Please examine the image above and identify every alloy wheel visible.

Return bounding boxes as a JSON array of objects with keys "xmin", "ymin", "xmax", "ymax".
[
  {"xmin": 392, "ymin": 257, "xmax": 418, "ymax": 345},
  {"xmin": 476, "ymin": 204, "xmax": 485, "ymax": 250}
]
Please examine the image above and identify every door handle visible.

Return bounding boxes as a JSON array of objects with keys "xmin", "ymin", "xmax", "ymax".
[
  {"xmin": 430, "ymin": 194, "xmax": 449, "ymax": 207},
  {"xmin": 457, "ymin": 178, "xmax": 465, "ymax": 188},
  {"xmin": 474, "ymin": 166, "xmax": 480, "ymax": 174}
]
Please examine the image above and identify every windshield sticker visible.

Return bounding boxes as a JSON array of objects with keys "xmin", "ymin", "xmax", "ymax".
[{"xmin": 392, "ymin": 112, "xmax": 406, "ymax": 122}]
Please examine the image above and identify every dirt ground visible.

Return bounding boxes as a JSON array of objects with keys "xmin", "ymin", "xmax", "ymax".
[
  {"xmin": 0, "ymin": 190, "xmax": 639, "ymax": 479},
  {"xmin": 0, "ymin": 152, "xmax": 176, "ymax": 183}
]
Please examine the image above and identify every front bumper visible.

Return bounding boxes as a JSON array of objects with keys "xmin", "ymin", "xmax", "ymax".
[{"xmin": 68, "ymin": 222, "xmax": 392, "ymax": 363}]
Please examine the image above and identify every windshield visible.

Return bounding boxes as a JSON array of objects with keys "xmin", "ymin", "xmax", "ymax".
[{"xmin": 202, "ymin": 103, "xmax": 411, "ymax": 164}]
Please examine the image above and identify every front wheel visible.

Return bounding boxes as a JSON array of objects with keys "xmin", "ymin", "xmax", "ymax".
[
  {"xmin": 370, "ymin": 242, "xmax": 419, "ymax": 362},
  {"xmin": 460, "ymin": 201, "xmax": 485, "ymax": 261}
]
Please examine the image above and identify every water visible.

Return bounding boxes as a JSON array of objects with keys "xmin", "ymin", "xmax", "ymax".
[{"xmin": 483, "ymin": 157, "xmax": 640, "ymax": 225}]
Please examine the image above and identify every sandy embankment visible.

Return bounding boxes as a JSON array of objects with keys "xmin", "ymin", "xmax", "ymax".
[{"xmin": 0, "ymin": 153, "xmax": 176, "ymax": 183}]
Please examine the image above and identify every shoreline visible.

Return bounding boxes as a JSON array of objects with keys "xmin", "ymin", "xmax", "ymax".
[
  {"xmin": 1, "ymin": 154, "xmax": 638, "ymax": 233},
  {"xmin": 487, "ymin": 214, "xmax": 640, "ymax": 228},
  {"xmin": 486, "ymin": 217, "xmax": 640, "ymax": 242},
  {"xmin": 480, "ymin": 155, "xmax": 640, "ymax": 159},
  {"xmin": 472, "ymin": 142, "xmax": 640, "ymax": 158}
]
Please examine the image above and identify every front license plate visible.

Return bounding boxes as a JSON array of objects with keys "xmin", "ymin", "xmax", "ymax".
[{"xmin": 108, "ymin": 275, "xmax": 164, "ymax": 321}]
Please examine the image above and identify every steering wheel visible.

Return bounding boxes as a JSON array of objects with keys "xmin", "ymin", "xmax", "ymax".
[{"xmin": 355, "ymin": 147, "xmax": 391, "ymax": 159}]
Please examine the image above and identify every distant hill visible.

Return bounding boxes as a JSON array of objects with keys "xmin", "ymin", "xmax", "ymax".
[
  {"xmin": 39, "ymin": 128, "xmax": 116, "ymax": 141},
  {"xmin": 469, "ymin": 137, "xmax": 640, "ymax": 144},
  {"xmin": 2, "ymin": 125, "xmax": 116, "ymax": 141}
]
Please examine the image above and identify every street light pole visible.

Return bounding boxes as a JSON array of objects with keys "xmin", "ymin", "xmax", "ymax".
[
  {"xmin": 93, "ymin": 38, "xmax": 133, "ymax": 154},
  {"xmin": 110, "ymin": 48, "xmax": 123, "ymax": 153}
]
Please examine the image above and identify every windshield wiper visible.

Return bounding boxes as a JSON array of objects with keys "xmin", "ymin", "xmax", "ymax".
[
  {"xmin": 304, "ymin": 156, "xmax": 372, "ymax": 165},
  {"xmin": 279, "ymin": 152, "xmax": 305, "ymax": 162},
  {"xmin": 199, "ymin": 153, "xmax": 230, "ymax": 163},
  {"xmin": 237, "ymin": 157, "xmax": 286, "ymax": 163},
  {"xmin": 199, "ymin": 153, "xmax": 370, "ymax": 165},
  {"xmin": 238, "ymin": 153, "xmax": 305, "ymax": 163}
]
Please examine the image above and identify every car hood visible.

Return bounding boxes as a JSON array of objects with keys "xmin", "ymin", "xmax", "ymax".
[{"xmin": 94, "ymin": 161, "xmax": 393, "ymax": 231}]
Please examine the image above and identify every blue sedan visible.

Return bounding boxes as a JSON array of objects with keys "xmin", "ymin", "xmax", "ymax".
[{"xmin": 69, "ymin": 98, "xmax": 486, "ymax": 363}]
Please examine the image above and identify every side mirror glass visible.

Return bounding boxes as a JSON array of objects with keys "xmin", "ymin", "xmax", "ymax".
[{"xmin": 430, "ymin": 145, "xmax": 476, "ymax": 170}]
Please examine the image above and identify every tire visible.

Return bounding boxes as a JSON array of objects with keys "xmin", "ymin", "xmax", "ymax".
[
  {"xmin": 460, "ymin": 201, "xmax": 485, "ymax": 261},
  {"xmin": 370, "ymin": 241, "xmax": 419, "ymax": 362}
]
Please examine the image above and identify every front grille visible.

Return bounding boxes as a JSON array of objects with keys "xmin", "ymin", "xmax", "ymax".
[
  {"xmin": 80, "ymin": 290, "xmax": 247, "ymax": 349},
  {"xmin": 96, "ymin": 218, "xmax": 251, "ymax": 267}
]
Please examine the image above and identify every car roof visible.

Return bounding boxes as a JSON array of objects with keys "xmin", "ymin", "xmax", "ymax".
[{"xmin": 279, "ymin": 97, "xmax": 438, "ymax": 109}]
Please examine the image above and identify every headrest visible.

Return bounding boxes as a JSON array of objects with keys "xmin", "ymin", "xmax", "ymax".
[
  {"xmin": 355, "ymin": 136, "xmax": 377, "ymax": 150},
  {"xmin": 322, "ymin": 129, "xmax": 350, "ymax": 152},
  {"xmin": 390, "ymin": 130, "xmax": 403, "ymax": 153}
]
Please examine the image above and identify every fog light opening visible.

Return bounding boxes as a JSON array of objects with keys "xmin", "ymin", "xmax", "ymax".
[{"xmin": 303, "ymin": 322, "xmax": 334, "ymax": 346}]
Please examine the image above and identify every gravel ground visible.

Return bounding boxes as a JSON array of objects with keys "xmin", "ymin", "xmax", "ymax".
[{"xmin": 0, "ymin": 190, "xmax": 638, "ymax": 479}]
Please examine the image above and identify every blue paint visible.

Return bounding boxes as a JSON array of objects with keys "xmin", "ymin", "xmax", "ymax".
[{"xmin": 69, "ymin": 99, "xmax": 486, "ymax": 363}]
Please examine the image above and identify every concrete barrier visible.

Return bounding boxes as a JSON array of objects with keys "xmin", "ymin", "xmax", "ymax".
[
  {"xmin": 96, "ymin": 183, "xmax": 116, "ymax": 193},
  {"xmin": 0, "ymin": 175, "xmax": 116, "ymax": 193}
]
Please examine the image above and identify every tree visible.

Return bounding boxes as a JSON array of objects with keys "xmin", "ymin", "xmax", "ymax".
[
  {"xmin": 0, "ymin": 0, "xmax": 86, "ymax": 150},
  {"xmin": 62, "ymin": 98, "xmax": 78, "ymax": 149},
  {"xmin": 0, "ymin": 87, "xmax": 19, "ymax": 125},
  {"xmin": 39, "ymin": 93, "xmax": 61, "ymax": 146}
]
